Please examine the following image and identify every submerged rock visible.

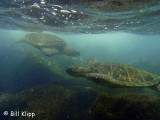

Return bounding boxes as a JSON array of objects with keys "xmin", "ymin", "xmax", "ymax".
[
  {"xmin": 0, "ymin": 85, "xmax": 74, "ymax": 120},
  {"xmin": 17, "ymin": 33, "xmax": 80, "ymax": 57},
  {"xmin": 0, "ymin": 85, "xmax": 98, "ymax": 120},
  {"xmin": 90, "ymin": 92, "xmax": 160, "ymax": 120},
  {"xmin": 8, "ymin": 50, "xmax": 89, "ymax": 92},
  {"xmin": 10, "ymin": 51, "xmax": 66, "ymax": 92}
]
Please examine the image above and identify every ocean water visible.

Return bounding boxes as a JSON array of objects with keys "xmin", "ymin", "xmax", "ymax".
[{"xmin": 0, "ymin": 0, "xmax": 160, "ymax": 120}]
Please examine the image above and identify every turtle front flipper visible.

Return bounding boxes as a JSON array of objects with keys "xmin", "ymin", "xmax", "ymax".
[
  {"xmin": 86, "ymin": 73, "xmax": 125, "ymax": 88},
  {"xmin": 40, "ymin": 48, "xmax": 60, "ymax": 57}
]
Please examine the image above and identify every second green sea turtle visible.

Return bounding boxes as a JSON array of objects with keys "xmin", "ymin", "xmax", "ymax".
[
  {"xmin": 17, "ymin": 33, "xmax": 80, "ymax": 57},
  {"xmin": 66, "ymin": 60, "xmax": 160, "ymax": 91}
]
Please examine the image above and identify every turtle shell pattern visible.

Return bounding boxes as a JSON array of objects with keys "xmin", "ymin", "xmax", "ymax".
[
  {"xmin": 86, "ymin": 63, "xmax": 160, "ymax": 87},
  {"xmin": 23, "ymin": 33, "xmax": 66, "ymax": 49}
]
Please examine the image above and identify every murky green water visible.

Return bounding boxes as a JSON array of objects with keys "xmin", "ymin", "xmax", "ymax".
[{"xmin": 0, "ymin": 0, "xmax": 160, "ymax": 120}]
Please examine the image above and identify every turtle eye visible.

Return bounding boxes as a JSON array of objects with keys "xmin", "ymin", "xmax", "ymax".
[{"xmin": 67, "ymin": 66, "xmax": 78, "ymax": 72}]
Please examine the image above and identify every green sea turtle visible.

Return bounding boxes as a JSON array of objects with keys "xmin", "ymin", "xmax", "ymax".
[
  {"xmin": 66, "ymin": 59, "xmax": 160, "ymax": 91},
  {"xmin": 17, "ymin": 33, "xmax": 80, "ymax": 57}
]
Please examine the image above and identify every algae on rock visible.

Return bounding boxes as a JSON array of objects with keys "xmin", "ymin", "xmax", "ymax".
[
  {"xmin": 90, "ymin": 92, "xmax": 160, "ymax": 120},
  {"xmin": 0, "ymin": 85, "xmax": 99, "ymax": 120},
  {"xmin": 0, "ymin": 85, "xmax": 74, "ymax": 120}
]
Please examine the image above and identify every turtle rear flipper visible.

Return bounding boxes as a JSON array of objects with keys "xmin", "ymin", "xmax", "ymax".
[
  {"xmin": 16, "ymin": 37, "xmax": 27, "ymax": 43},
  {"xmin": 62, "ymin": 47, "xmax": 80, "ymax": 57}
]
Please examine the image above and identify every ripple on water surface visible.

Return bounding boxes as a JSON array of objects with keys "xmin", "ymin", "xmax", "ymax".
[{"xmin": 0, "ymin": 0, "xmax": 160, "ymax": 34}]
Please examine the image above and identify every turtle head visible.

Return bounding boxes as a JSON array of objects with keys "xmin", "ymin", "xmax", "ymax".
[
  {"xmin": 66, "ymin": 66, "xmax": 91, "ymax": 77},
  {"xmin": 62, "ymin": 47, "xmax": 80, "ymax": 57},
  {"xmin": 154, "ymin": 84, "xmax": 160, "ymax": 91}
]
